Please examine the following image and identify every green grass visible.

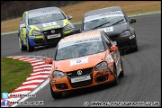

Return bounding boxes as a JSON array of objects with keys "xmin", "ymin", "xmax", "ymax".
[{"xmin": 1, "ymin": 57, "xmax": 33, "ymax": 94}]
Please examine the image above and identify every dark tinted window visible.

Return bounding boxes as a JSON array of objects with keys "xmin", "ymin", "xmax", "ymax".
[{"xmin": 83, "ymin": 11, "xmax": 126, "ymax": 30}]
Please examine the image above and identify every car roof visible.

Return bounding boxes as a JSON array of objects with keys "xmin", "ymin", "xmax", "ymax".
[
  {"xmin": 59, "ymin": 30, "xmax": 102, "ymax": 45},
  {"xmin": 84, "ymin": 6, "xmax": 123, "ymax": 17},
  {"xmin": 27, "ymin": 7, "xmax": 60, "ymax": 14},
  {"xmin": 25, "ymin": 7, "xmax": 61, "ymax": 18}
]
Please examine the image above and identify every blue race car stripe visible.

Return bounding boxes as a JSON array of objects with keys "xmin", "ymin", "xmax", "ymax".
[
  {"xmin": 26, "ymin": 26, "xmax": 30, "ymax": 35},
  {"xmin": 29, "ymin": 38, "xmax": 35, "ymax": 46}
]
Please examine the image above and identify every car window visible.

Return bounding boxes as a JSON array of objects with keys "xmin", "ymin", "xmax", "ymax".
[
  {"xmin": 55, "ymin": 37, "xmax": 105, "ymax": 61},
  {"xmin": 28, "ymin": 12, "xmax": 66, "ymax": 25},
  {"xmin": 83, "ymin": 11, "xmax": 126, "ymax": 31}
]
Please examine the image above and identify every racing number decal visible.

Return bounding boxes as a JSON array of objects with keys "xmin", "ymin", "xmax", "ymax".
[
  {"xmin": 104, "ymin": 27, "xmax": 113, "ymax": 32},
  {"xmin": 42, "ymin": 22, "xmax": 57, "ymax": 27}
]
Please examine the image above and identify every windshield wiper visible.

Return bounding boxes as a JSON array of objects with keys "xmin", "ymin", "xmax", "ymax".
[
  {"xmin": 107, "ymin": 19, "xmax": 124, "ymax": 27},
  {"xmin": 92, "ymin": 21, "xmax": 110, "ymax": 30}
]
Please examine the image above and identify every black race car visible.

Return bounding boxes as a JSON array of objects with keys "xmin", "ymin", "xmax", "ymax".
[{"xmin": 80, "ymin": 6, "xmax": 138, "ymax": 54}]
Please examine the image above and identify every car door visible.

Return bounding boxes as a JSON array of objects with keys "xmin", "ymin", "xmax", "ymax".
[{"xmin": 103, "ymin": 32, "xmax": 121, "ymax": 75}]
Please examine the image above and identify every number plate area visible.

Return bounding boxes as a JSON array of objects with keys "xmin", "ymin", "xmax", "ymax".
[
  {"xmin": 71, "ymin": 75, "xmax": 91, "ymax": 83},
  {"xmin": 47, "ymin": 34, "xmax": 61, "ymax": 39}
]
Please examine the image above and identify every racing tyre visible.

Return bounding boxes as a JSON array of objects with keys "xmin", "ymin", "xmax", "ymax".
[
  {"xmin": 132, "ymin": 34, "xmax": 138, "ymax": 52},
  {"xmin": 132, "ymin": 44, "xmax": 138, "ymax": 52},
  {"xmin": 19, "ymin": 36, "xmax": 27, "ymax": 51},
  {"xmin": 113, "ymin": 65, "xmax": 119, "ymax": 85},
  {"xmin": 119, "ymin": 49, "xmax": 126, "ymax": 55},
  {"xmin": 26, "ymin": 37, "xmax": 34, "ymax": 52},
  {"xmin": 50, "ymin": 84, "xmax": 62, "ymax": 99},
  {"xmin": 119, "ymin": 59, "xmax": 124, "ymax": 78}
]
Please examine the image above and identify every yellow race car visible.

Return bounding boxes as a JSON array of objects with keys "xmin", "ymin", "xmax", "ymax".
[{"xmin": 18, "ymin": 7, "xmax": 75, "ymax": 51}]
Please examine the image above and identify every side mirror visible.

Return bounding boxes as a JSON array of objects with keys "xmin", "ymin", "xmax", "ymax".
[
  {"xmin": 130, "ymin": 18, "xmax": 136, "ymax": 24},
  {"xmin": 110, "ymin": 45, "xmax": 118, "ymax": 52},
  {"xmin": 20, "ymin": 23, "xmax": 26, "ymax": 28},
  {"xmin": 68, "ymin": 16, "xmax": 73, "ymax": 20},
  {"xmin": 45, "ymin": 58, "xmax": 53, "ymax": 64}
]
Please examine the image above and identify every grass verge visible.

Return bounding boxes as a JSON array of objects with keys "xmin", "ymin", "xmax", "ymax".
[{"xmin": 1, "ymin": 57, "xmax": 33, "ymax": 94}]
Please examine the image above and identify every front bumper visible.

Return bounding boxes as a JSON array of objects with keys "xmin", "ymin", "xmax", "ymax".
[
  {"xmin": 110, "ymin": 34, "xmax": 137, "ymax": 50},
  {"xmin": 50, "ymin": 68, "xmax": 116, "ymax": 93},
  {"xmin": 28, "ymin": 29, "xmax": 74, "ymax": 47},
  {"xmin": 117, "ymin": 35, "xmax": 137, "ymax": 50}
]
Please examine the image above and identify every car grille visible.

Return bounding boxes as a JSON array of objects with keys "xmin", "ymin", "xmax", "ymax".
[
  {"xmin": 67, "ymin": 68, "xmax": 93, "ymax": 88},
  {"xmin": 43, "ymin": 28, "xmax": 63, "ymax": 43},
  {"xmin": 109, "ymin": 35, "xmax": 119, "ymax": 41},
  {"xmin": 67, "ymin": 68, "xmax": 92, "ymax": 77}
]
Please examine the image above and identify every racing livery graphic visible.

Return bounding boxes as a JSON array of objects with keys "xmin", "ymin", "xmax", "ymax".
[
  {"xmin": 45, "ymin": 30, "xmax": 124, "ymax": 99},
  {"xmin": 18, "ymin": 7, "xmax": 75, "ymax": 51}
]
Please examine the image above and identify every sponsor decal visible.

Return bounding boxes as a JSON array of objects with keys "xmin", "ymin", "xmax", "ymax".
[
  {"xmin": 70, "ymin": 57, "xmax": 88, "ymax": 66},
  {"xmin": 43, "ymin": 25, "xmax": 60, "ymax": 30},
  {"xmin": 58, "ymin": 37, "xmax": 102, "ymax": 49},
  {"xmin": 85, "ymin": 11, "xmax": 124, "ymax": 22},
  {"xmin": 29, "ymin": 10, "xmax": 61, "ymax": 18}
]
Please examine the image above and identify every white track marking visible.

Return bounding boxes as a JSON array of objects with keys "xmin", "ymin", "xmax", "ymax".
[
  {"xmin": 15, "ymin": 85, "xmax": 38, "ymax": 90},
  {"xmin": 27, "ymin": 75, "xmax": 49, "ymax": 80},
  {"xmin": 31, "ymin": 71, "xmax": 50, "ymax": 76},
  {"xmin": 22, "ymin": 80, "xmax": 44, "ymax": 84}
]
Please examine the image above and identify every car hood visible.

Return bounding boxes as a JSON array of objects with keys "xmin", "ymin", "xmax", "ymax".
[
  {"xmin": 97, "ymin": 22, "xmax": 128, "ymax": 36},
  {"xmin": 29, "ymin": 20, "xmax": 64, "ymax": 31},
  {"xmin": 54, "ymin": 51, "xmax": 107, "ymax": 72}
]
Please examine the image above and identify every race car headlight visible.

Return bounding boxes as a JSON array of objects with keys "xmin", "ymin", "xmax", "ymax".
[
  {"xmin": 53, "ymin": 70, "xmax": 65, "ymax": 78},
  {"xmin": 120, "ymin": 30, "xmax": 132, "ymax": 37},
  {"xmin": 32, "ymin": 30, "xmax": 42, "ymax": 36},
  {"xmin": 95, "ymin": 62, "xmax": 108, "ymax": 70},
  {"xmin": 29, "ymin": 36, "xmax": 36, "ymax": 39},
  {"xmin": 64, "ymin": 24, "xmax": 74, "ymax": 32}
]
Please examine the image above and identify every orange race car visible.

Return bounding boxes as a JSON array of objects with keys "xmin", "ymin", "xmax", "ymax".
[{"xmin": 45, "ymin": 30, "xmax": 124, "ymax": 99}]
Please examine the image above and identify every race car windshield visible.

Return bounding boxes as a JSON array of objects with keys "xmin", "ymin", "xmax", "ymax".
[
  {"xmin": 84, "ymin": 16, "xmax": 126, "ymax": 31},
  {"xmin": 55, "ymin": 38, "xmax": 105, "ymax": 61},
  {"xmin": 28, "ymin": 13, "xmax": 66, "ymax": 25}
]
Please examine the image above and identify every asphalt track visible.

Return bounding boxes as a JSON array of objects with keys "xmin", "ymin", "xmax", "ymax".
[{"xmin": 1, "ymin": 13, "xmax": 161, "ymax": 107}]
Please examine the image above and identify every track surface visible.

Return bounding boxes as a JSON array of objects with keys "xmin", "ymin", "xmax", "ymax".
[{"xmin": 1, "ymin": 13, "xmax": 161, "ymax": 107}]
